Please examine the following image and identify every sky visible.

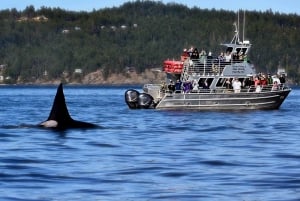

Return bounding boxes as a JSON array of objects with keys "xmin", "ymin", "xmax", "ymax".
[{"xmin": 0, "ymin": 0, "xmax": 299, "ymax": 15}]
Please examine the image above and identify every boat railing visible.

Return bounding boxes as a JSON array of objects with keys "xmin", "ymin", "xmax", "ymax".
[
  {"xmin": 143, "ymin": 84, "xmax": 164, "ymax": 101},
  {"xmin": 149, "ymin": 84, "xmax": 290, "ymax": 96},
  {"xmin": 185, "ymin": 58, "xmax": 246, "ymax": 75}
]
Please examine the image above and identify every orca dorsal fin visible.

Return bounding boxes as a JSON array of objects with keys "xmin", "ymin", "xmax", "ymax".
[
  {"xmin": 47, "ymin": 83, "xmax": 73, "ymax": 123},
  {"xmin": 40, "ymin": 83, "xmax": 98, "ymax": 129}
]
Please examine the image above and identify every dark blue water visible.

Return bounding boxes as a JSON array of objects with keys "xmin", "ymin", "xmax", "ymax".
[{"xmin": 0, "ymin": 85, "xmax": 299, "ymax": 201}]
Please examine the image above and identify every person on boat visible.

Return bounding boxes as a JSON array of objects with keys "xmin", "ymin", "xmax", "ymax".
[
  {"xmin": 225, "ymin": 51, "xmax": 231, "ymax": 62},
  {"xmin": 190, "ymin": 48, "xmax": 199, "ymax": 59},
  {"xmin": 260, "ymin": 75, "xmax": 268, "ymax": 86},
  {"xmin": 267, "ymin": 74, "xmax": 273, "ymax": 85},
  {"xmin": 279, "ymin": 74, "xmax": 286, "ymax": 84},
  {"xmin": 183, "ymin": 80, "xmax": 192, "ymax": 93},
  {"xmin": 168, "ymin": 80, "xmax": 175, "ymax": 92},
  {"xmin": 175, "ymin": 79, "xmax": 182, "ymax": 92},
  {"xmin": 181, "ymin": 49, "xmax": 189, "ymax": 61},
  {"xmin": 206, "ymin": 51, "xmax": 213, "ymax": 67},
  {"xmin": 207, "ymin": 51, "xmax": 213, "ymax": 60},
  {"xmin": 254, "ymin": 76, "xmax": 261, "ymax": 92},
  {"xmin": 225, "ymin": 78, "xmax": 232, "ymax": 90},
  {"xmin": 192, "ymin": 80, "xmax": 199, "ymax": 91},
  {"xmin": 218, "ymin": 52, "xmax": 225, "ymax": 62},
  {"xmin": 272, "ymin": 81, "xmax": 279, "ymax": 91},
  {"xmin": 161, "ymin": 81, "xmax": 167, "ymax": 92},
  {"xmin": 272, "ymin": 75, "xmax": 281, "ymax": 85},
  {"xmin": 187, "ymin": 46, "xmax": 194, "ymax": 57},
  {"xmin": 243, "ymin": 76, "xmax": 255, "ymax": 92},
  {"xmin": 199, "ymin": 49, "xmax": 207, "ymax": 63},
  {"xmin": 232, "ymin": 77, "xmax": 242, "ymax": 93},
  {"xmin": 232, "ymin": 51, "xmax": 239, "ymax": 62},
  {"xmin": 238, "ymin": 50, "xmax": 244, "ymax": 60}
]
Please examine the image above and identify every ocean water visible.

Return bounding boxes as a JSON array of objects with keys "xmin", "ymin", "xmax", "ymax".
[{"xmin": 0, "ymin": 85, "xmax": 299, "ymax": 201}]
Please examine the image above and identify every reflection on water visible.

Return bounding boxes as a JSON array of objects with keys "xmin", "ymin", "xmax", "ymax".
[{"xmin": 0, "ymin": 85, "xmax": 299, "ymax": 200}]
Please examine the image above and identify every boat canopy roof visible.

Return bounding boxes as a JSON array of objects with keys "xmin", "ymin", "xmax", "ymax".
[{"xmin": 221, "ymin": 42, "xmax": 252, "ymax": 56}]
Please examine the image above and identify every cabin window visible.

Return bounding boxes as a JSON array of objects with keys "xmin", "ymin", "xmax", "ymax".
[
  {"xmin": 206, "ymin": 78, "xmax": 214, "ymax": 87},
  {"xmin": 242, "ymin": 48, "xmax": 247, "ymax": 54},
  {"xmin": 216, "ymin": 78, "xmax": 225, "ymax": 87},
  {"xmin": 198, "ymin": 78, "xmax": 213, "ymax": 88}
]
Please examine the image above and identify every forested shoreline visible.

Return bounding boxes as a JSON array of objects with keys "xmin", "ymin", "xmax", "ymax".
[{"xmin": 0, "ymin": 1, "xmax": 300, "ymax": 84}]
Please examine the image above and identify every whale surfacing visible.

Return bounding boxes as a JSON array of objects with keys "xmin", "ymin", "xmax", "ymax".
[{"xmin": 39, "ymin": 83, "xmax": 97, "ymax": 129}]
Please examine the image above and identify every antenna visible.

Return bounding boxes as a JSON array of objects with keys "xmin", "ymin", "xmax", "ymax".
[
  {"xmin": 243, "ymin": 10, "xmax": 245, "ymax": 42},
  {"xmin": 237, "ymin": 10, "xmax": 240, "ymax": 43}
]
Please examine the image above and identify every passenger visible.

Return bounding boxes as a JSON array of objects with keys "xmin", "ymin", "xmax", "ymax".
[
  {"xmin": 272, "ymin": 81, "xmax": 279, "ymax": 91},
  {"xmin": 183, "ymin": 80, "xmax": 192, "ymax": 93},
  {"xmin": 187, "ymin": 46, "xmax": 194, "ymax": 57},
  {"xmin": 218, "ymin": 52, "xmax": 225, "ymax": 61},
  {"xmin": 161, "ymin": 81, "xmax": 167, "ymax": 92},
  {"xmin": 225, "ymin": 51, "xmax": 231, "ymax": 62},
  {"xmin": 272, "ymin": 75, "xmax": 281, "ymax": 85},
  {"xmin": 225, "ymin": 78, "xmax": 232, "ymax": 89},
  {"xmin": 232, "ymin": 52, "xmax": 239, "ymax": 61},
  {"xmin": 207, "ymin": 51, "xmax": 213, "ymax": 60},
  {"xmin": 238, "ymin": 50, "xmax": 244, "ymax": 60},
  {"xmin": 168, "ymin": 80, "xmax": 175, "ymax": 92},
  {"xmin": 232, "ymin": 77, "xmax": 241, "ymax": 93},
  {"xmin": 206, "ymin": 51, "xmax": 213, "ymax": 66},
  {"xmin": 254, "ymin": 76, "xmax": 261, "ymax": 92},
  {"xmin": 192, "ymin": 80, "xmax": 199, "ymax": 91},
  {"xmin": 260, "ymin": 75, "xmax": 268, "ymax": 86},
  {"xmin": 279, "ymin": 74, "xmax": 286, "ymax": 84},
  {"xmin": 181, "ymin": 49, "xmax": 189, "ymax": 61},
  {"xmin": 175, "ymin": 79, "xmax": 182, "ymax": 92},
  {"xmin": 243, "ymin": 77, "xmax": 254, "ymax": 89},
  {"xmin": 190, "ymin": 48, "xmax": 199, "ymax": 59},
  {"xmin": 199, "ymin": 49, "xmax": 206, "ymax": 63},
  {"xmin": 267, "ymin": 73, "xmax": 273, "ymax": 85}
]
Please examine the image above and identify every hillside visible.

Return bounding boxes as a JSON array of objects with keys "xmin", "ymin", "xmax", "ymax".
[{"xmin": 0, "ymin": 1, "xmax": 300, "ymax": 84}]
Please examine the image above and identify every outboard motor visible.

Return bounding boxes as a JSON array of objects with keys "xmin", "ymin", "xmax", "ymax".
[
  {"xmin": 125, "ymin": 89, "xmax": 139, "ymax": 109},
  {"xmin": 138, "ymin": 93, "xmax": 154, "ymax": 109}
]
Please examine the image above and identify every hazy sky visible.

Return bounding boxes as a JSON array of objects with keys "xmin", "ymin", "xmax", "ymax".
[{"xmin": 0, "ymin": 0, "xmax": 299, "ymax": 15}]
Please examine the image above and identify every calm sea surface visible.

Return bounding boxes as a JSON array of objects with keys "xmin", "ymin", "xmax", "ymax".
[{"xmin": 0, "ymin": 85, "xmax": 299, "ymax": 201}]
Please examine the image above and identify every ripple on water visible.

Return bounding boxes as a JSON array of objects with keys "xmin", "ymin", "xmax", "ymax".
[{"xmin": 0, "ymin": 86, "xmax": 299, "ymax": 201}]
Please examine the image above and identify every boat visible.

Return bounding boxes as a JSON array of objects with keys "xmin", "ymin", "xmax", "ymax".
[{"xmin": 125, "ymin": 17, "xmax": 291, "ymax": 110}]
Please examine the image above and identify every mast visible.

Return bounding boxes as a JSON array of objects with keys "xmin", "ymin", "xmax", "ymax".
[
  {"xmin": 231, "ymin": 11, "xmax": 240, "ymax": 44},
  {"xmin": 243, "ymin": 10, "xmax": 245, "ymax": 42}
]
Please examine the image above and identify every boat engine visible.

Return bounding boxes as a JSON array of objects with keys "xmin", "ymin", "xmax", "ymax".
[
  {"xmin": 125, "ymin": 89, "xmax": 154, "ymax": 109},
  {"xmin": 125, "ymin": 89, "xmax": 139, "ymax": 109},
  {"xmin": 138, "ymin": 93, "xmax": 154, "ymax": 109}
]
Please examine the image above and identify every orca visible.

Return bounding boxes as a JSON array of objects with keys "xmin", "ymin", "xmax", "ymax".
[{"xmin": 39, "ymin": 83, "xmax": 98, "ymax": 129}]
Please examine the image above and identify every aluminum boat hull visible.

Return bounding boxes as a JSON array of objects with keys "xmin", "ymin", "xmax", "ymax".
[{"xmin": 155, "ymin": 90, "xmax": 291, "ymax": 110}]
